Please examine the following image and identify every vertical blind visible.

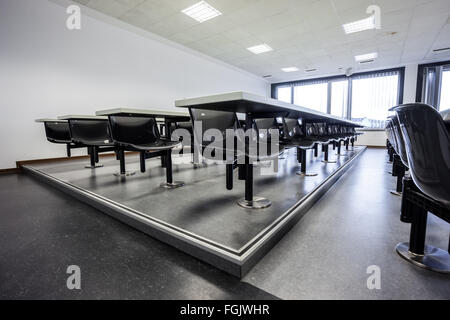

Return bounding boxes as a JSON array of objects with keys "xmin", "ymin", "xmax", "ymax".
[
  {"xmin": 330, "ymin": 80, "xmax": 348, "ymax": 118},
  {"xmin": 440, "ymin": 69, "xmax": 450, "ymax": 110},
  {"xmin": 272, "ymin": 68, "xmax": 402, "ymax": 128},
  {"xmin": 351, "ymin": 71, "xmax": 400, "ymax": 128},
  {"xmin": 293, "ymin": 80, "xmax": 328, "ymax": 113},
  {"xmin": 276, "ymin": 86, "xmax": 292, "ymax": 103}
]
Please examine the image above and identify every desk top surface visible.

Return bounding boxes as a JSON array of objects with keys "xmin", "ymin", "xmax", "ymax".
[
  {"xmin": 95, "ymin": 108, "xmax": 190, "ymax": 119},
  {"xmin": 175, "ymin": 91, "xmax": 361, "ymax": 127},
  {"xmin": 58, "ymin": 115, "xmax": 108, "ymax": 120},
  {"xmin": 35, "ymin": 118, "xmax": 68, "ymax": 123}
]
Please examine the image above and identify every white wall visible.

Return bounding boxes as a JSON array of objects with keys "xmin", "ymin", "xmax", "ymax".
[
  {"xmin": 355, "ymin": 63, "xmax": 419, "ymax": 147},
  {"xmin": 0, "ymin": 0, "xmax": 268, "ymax": 169}
]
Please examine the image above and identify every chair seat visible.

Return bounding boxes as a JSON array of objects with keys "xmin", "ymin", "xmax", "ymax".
[
  {"xmin": 80, "ymin": 140, "xmax": 115, "ymax": 147},
  {"xmin": 281, "ymin": 138, "xmax": 315, "ymax": 149},
  {"xmin": 129, "ymin": 140, "xmax": 181, "ymax": 151}
]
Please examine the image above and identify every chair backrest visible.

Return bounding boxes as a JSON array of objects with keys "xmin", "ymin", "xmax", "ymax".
[
  {"xmin": 254, "ymin": 118, "xmax": 279, "ymax": 143},
  {"xmin": 394, "ymin": 103, "xmax": 450, "ymax": 206},
  {"xmin": 68, "ymin": 119, "xmax": 112, "ymax": 146},
  {"xmin": 188, "ymin": 109, "xmax": 238, "ymax": 147},
  {"xmin": 282, "ymin": 118, "xmax": 304, "ymax": 140},
  {"xmin": 306, "ymin": 123, "xmax": 318, "ymax": 136},
  {"xmin": 386, "ymin": 119, "xmax": 398, "ymax": 154},
  {"xmin": 385, "ymin": 119, "xmax": 393, "ymax": 143},
  {"xmin": 390, "ymin": 115, "xmax": 409, "ymax": 167},
  {"xmin": 44, "ymin": 121, "xmax": 72, "ymax": 144},
  {"xmin": 108, "ymin": 116, "xmax": 160, "ymax": 146}
]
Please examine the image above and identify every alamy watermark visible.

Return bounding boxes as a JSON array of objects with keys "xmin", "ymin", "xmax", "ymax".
[
  {"xmin": 366, "ymin": 265, "xmax": 381, "ymax": 290},
  {"xmin": 66, "ymin": 5, "xmax": 81, "ymax": 30},
  {"xmin": 170, "ymin": 124, "xmax": 281, "ymax": 176},
  {"xmin": 66, "ymin": 265, "xmax": 81, "ymax": 290}
]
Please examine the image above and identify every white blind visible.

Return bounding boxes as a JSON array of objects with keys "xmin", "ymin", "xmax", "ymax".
[
  {"xmin": 351, "ymin": 71, "xmax": 399, "ymax": 128},
  {"xmin": 294, "ymin": 80, "xmax": 328, "ymax": 113},
  {"xmin": 439, "ymin": 69, "xmax": 450, "ymax": 111},
  {"xmin": 331, "ymin": 80, "xmax": 348, "ymax": 118},
  {"xmin": 277, "ymin": 86, "xmax": 292, "ymax": 103}
]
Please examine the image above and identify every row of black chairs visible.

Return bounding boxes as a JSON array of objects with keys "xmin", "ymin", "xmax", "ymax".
[
  {"xmin": 385, "ymin": 103, "xmax": 450, "ymax": 273},
  {"xmin": 189, "ymin": 109, "xmax": 360, "ymax": 177},
  {"xmin": 40, "ymin": 111, "xmax": 361, "ymax": 200},
  {"xmin": 43, "ymin": 117, "xmax": 185, "ymax": 188}
]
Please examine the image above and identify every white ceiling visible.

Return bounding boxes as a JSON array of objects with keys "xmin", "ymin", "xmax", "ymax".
[{"xmin": 73, "ymin": 0, "xmax": 450, "ymax": 82}]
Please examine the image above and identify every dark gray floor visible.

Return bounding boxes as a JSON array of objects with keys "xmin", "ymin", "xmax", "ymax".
[
  {"xmin": 0, "ymin": 148, "xmax": 448, "ymax": 299},
  {"xmin": 0, "ymin": 173, "xmax": 277, "ymax": 300},
  {"xmin": 244, "ymin": 148, "xmax": 450, "ymax": 300}
]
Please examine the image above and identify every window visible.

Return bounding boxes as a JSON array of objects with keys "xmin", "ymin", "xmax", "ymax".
[
  {"xmin": 439, "ymin": 69, "xmax": 450, "ymax": 110},
  {"xmin": 351, "ymin": 71, "xmax": 400, "ymax": 128},
  {"xmin": 419, "ymin": 63, "xmax": 450, "ymax": 111},
  {"xmin": 330, "ymin": 80, "xmax": 348, "ymax": 118},
  {"xmin": 293, "ymin": 82, "xmax": 328, "ymax": 113},
  {"xmin": 271, "ymin": 67, "xmax": 404, "ymax": 129},
  {"xmin": 276, "ymin": 86, "xmax": 292, "ymax": 103}
]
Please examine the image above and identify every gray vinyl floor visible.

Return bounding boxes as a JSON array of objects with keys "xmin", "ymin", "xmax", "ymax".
[
  {"xmin": 244, "ymin": 148, "xmax": 450, "ymax": 299},
  {"xmin": 0, "ymin": 148, "xmax": 449, "ymax": 299}
]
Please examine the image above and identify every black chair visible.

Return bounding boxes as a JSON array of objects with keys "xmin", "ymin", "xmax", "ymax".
[
  {"xmin": 189, "ymin": 109, "xmax": 283, "ymax": 209},
  {"xmin": 314, "ymin": 123, "xmax": 337, "ymax": 164},
  {"xmin": 42, "ymin": 120, "xmax": 83, "ymax": 157},
  {"xmin": 281, "ymin": 118, "xmax": 317, "ymax": 176},
  {"xmin": 387, "ymin": 117, "xmax": 408, "ymax": 196},
  {"xmin": 393, "ymin": 103, "xmax": 450, "ymax": 273},
  {"xmin": 107, "ymin": 116, "xmax": 184, "ymax": 188},
  {"xmin": 68, "ymin": 118, "xmax": 116, "ymax": 169}
]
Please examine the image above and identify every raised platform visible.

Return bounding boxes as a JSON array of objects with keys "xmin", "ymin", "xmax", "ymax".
[{"xmin": 23, "ymin": 146, "xmax": 366, "ymax": 277}]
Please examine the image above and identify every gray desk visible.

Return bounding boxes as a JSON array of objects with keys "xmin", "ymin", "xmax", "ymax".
[
  {"xmin": 175, "ymin": 91, "xmax": 361, "ymax": 209},
  {"xmin": 175, "ymin": 91, "xmax": 361, "ymax": 126},
  {"xmin": 58, "ymin": 115, "xmax": 108, "ymax": 121}
]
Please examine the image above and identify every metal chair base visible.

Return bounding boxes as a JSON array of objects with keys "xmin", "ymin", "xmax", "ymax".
[
  {"xmin": 390, "ymin": 190, "xmax": 402, "ymax": 196},
  {"xmin": 296, "ymin": 171, "xmax": 318, "ymax": 177},
  {"xmin": 396, "ymin": 242, "xmax": 450, "ymax": 274},
  {"xmin": 85, "ymin": 164, "xmax": 104, "ymax": 169},
  {"xmin": 237, "ymin": 197, "xmax": 272, "ymax": 209},
  {"xmin": 160, "ymin": 181, "xmax": 184, "ymax": 189},
  {"xmin": 114, "ymin": 171, "xmax": 136, "ymax": 177},
  {"xmin": 322, "ymin": 160, "xmax": 337, "ymax": 164}
]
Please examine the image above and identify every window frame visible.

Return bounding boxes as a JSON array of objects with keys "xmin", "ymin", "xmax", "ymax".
[
  {"xmin": 271, "ymin": 67, "xmax": 405, "ymax": 120},
  {"xmin": 416, "ymin": 60, "xmax": 450, "ymax": 110}
]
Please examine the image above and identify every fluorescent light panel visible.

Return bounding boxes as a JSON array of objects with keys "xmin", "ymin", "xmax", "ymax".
[
  {"xmin": 247, "ymin": 43, "xmax": 273, "ymax": 54},
  {"xmin": 282, "ymin": 67, "xmax": 299, "ymax": 72},
  {"xmin": 182, "ymin": 1, "xmax": 222, "ymax": 23},
  {"xmin": 343, "ymin": 15, "xmax": 375, "ymax": 34},
  {"xmin": 355, "ymin": 52, "xmax": 378, "ymax": 62}
]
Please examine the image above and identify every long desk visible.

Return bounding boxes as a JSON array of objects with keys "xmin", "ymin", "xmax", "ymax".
[{"xmin": 176, "ymin": 91, "xmax": 362, "ymax": 209}]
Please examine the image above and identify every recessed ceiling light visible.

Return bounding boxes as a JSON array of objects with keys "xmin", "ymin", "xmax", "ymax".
[
  {"xmin": 182, "ymin": 1, "xmax": 222, "ymax": 23},
  {"xmin": 247, "ymin": 43, "xmax": 273, "ymax": 54},
  {"xmin": 343, "ymin": 16, "xmax": 375, "ymax": 34},
  {"xmin": 355, "ymin": 52, "xmax": 378, "ymax": 62},
  {"xmin": 281, "ymin": 67, "xmax": 299, "ymax": 72}
]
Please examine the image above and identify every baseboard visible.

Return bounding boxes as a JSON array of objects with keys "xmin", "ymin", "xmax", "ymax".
[{"xmin": 0, "ymin": 168, "xmax": 21, "ymax": 175}]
